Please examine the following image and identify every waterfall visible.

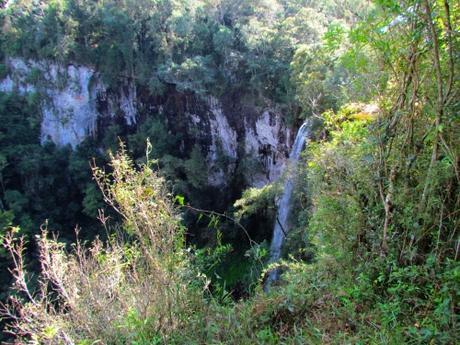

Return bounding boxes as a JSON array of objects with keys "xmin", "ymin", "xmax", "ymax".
[{"xmin": 266, "ymin": 120, "xmax": 312, "ymax": 287}]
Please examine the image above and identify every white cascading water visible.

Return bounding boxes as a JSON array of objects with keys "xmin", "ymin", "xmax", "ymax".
[{"xmin": 266, "ymin": 120, "xmax": 312, "ymax": 287}]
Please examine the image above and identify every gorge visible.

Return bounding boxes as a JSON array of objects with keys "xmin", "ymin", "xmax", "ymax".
[
  {"xmin": 0, "ymin": 57, "xmax": 294, "ymax": 189},
  {"xmin": 1, "ymin": 1, "xmax": 458, "ymax": 343}
]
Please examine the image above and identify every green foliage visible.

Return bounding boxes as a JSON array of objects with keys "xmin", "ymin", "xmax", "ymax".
[
  {"xmin": 2, "ymin": 145, "xmax": 206, "ymax": 344},
  {"xmin": 159, "ymin": 56, "xmax": 216, "ymax": 94},
  {"xmin": 128, "ymin": 117, "xmax": 181, "ymax": 159},
  {"xmin": 1, "ymin": 0, "xmax": 459, "ymax": 343},
  {"xmin": 301, "ymin": 50, "xmax": 459, "ymax": 341},
  {"xmin": 193, "ymin": 231, "xmax": 232, "ymax": 279},
  {"xmin": 0, "ymin": 93, "xmax": 107, "ymax": 313},
  {"xmin": 184, "ymin": 144, "xmax": 208, "ymax": 190},
  {"xmin": 0, "ymin": 0, "xmax": 359, "ymax": 98},
  {"xmin": 0, "ymin": 93, "xmax": 72, "ymax": 234},
  {"xmin": 120, "ymin": 309, "xmax": 163, "ymax": 345},
  {"xmin": 0, "ymin": 64, "xmax": 8, "ymax": 80},
  {"xmin": 233, "ymin": 183, "xmax": 279, "ymax": 221}
]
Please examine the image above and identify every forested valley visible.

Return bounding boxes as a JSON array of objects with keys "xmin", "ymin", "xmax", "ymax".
[{"xmin": 0, "ymin": 0, "xmax": 458, "ymax": 343}]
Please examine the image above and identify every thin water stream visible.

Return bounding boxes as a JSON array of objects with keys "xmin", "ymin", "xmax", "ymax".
[{"xmin": 265, "ymin": 121, "xmax": 312, "ymax": 288}]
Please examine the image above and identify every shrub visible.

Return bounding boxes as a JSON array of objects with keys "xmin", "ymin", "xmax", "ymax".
[{"xmin": 1, "ymin": 144, "xmax": 205, "ymax": 344}]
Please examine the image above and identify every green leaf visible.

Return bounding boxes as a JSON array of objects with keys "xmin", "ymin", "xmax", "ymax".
[{"xmin": 175, "ymin": 195, "xmax": 185, "ymax": 206}]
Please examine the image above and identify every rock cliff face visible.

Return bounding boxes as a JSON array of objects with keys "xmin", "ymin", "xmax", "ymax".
[
  {"xmin": 0, "ymin": 58, "xmax": 137, "ymax": 148},
  {"xmin": 0, "ymin": 58, "xmax": 293, "ymax": 187}
]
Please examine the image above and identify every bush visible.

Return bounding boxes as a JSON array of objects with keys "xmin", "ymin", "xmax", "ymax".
[{"xmin": 1, "ymin": 145, "xmax": 205, "ymax": 344}]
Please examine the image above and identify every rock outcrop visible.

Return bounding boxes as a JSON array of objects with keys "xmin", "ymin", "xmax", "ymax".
[
  {"xmin": 0, "ymin": 58, "xmax": 137, "ymax": 148},
  {"xmin": 1, "ymin": 57, "xmax": 293, "ymax": 187}
]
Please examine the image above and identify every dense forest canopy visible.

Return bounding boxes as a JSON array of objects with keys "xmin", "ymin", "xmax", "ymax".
[
  {"xmin": 0, "ymin": 0, "xmax": 459, "ymax": 343},
  {"xmin": 0, "ymin": 0, "xmax": 370, "ymax": 102}
]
